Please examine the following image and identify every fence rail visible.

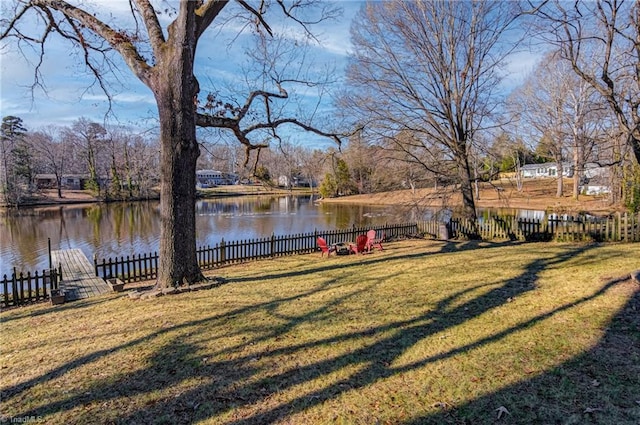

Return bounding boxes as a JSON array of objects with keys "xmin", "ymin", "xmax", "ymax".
[
  {"xmin": 4, "ymin": 213, "xmax": 637, "ymax": 307},
  {"xmin": 93, "ymin": 214, "xmax": 640, "ymax": 284},
  {"xmin": 1, "ymin": 267, "xmax": 61, "ymax": 309},
  {"xmin": 447, "ymin": 212, "xmax": 640, "ymax": 242},
  {"xmin": 94, "ymin": 223, "xmax": 419, "ymax": 283}
]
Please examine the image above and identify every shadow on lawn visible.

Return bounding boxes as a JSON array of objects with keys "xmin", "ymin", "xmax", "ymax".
[
  {"xmin": 410, "ymin": 277, "xmax": 640, "ymax": 424},
  {"xmin": 7, "ymin": 243, "xmax": 636, "ymax": 424},
  {"xmin": 0, "ymin": 295, "xmax": 116, "ymax": 325}
]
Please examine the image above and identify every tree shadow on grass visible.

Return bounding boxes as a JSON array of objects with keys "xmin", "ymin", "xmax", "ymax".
[
  {"xmin": 7, "ymin": 243, "xmax": 628, "ymax": 424},
  {"xmin": 406, "ymin": 276, "xmax": 640, "ymax": 424},
  {"xmin": 0, "ymin": 295, "xmax": 117, "ymax": 324}
]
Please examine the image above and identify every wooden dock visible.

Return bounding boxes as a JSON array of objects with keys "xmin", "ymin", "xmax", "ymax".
[{"xmin": 51, "ymin": 249, "xmax": 110, "ymax": 301}]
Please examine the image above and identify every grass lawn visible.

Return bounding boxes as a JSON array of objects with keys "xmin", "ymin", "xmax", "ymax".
[{"xmin": 1, "ymin": 239, "xmax": 639, "ymax": 424}]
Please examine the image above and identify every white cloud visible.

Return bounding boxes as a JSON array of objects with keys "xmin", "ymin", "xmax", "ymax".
[
  {"xmin": 501, "ymin": 50, "xmax": 543, "ymax": 89},
  {"xmin": 1, "ymin": 1, "xmax": 359, "ymax": 138}
]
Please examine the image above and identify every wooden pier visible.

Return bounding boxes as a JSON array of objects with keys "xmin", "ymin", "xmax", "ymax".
[{"xmin": 51, "ymin": 249, "xmax": 110, "ymax": 301}]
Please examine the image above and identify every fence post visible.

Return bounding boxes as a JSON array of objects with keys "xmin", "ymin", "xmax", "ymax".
[
  {"xmin": 2, "ymin": 274, "xmax": 8, "ymax": 308},
  {"xmin": 12, "ymin": 268, "xmax": 19, "ymax": 307},
  {"xmin": 48, "ymin": 238, "xmax": 52, "ymax": 270},
  {"xmin": 619, "ymin": 212, "xmax": 623, "ymax": 241},
  {"xmin": 54, "ymin": 266, "xmax": 60, "ymax": 291}
]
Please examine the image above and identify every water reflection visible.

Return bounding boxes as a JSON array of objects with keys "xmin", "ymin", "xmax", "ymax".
[
  {"xmin": 1, "ymin": 196, "xmax": 562, "ymax": 277},
  {"xmin": 0, "ymin": 196, "xmax": 416, "ymax": 276}
]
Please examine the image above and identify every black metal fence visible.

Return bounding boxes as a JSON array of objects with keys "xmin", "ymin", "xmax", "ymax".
[
  {"xmin": 1, "ymin": 267, "xmax": 62, "ymax": 308},
  {"xmin": 4, "ymin": 214, "xmax": 638, "ymax": 307},
  {"xmin": 92, "ymin": 214, "xmax": 640, "ymax": 284},
  {"xmin": 94, "ymin": 223, "xmax": 419, "ymax": 283}
]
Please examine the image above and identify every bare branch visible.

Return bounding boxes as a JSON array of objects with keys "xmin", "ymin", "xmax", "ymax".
[
  {"xmin": 0, "ymin": 3, "xmax": 34, "ymax": 40},
  {"xmin": 237, "ymin": 87, "xmax": 287, "ymax": 120},
  {"xmin": 244, "ymin": 117, "xmax": 342, "ymax": 144},
  {"xmin": 275, "ymin": 0, "xmax": 341, "ymax": 43},
  {"xmin": 132, "ymin": 0, "xmax": 166, "ymax": 57},
  {"xmin": 195, "ymin": 0, "xmax": 229, "ymax": 38},
  {"xmin": 31, "ymin": 0, "xmax": 152, "ymax": 84},
  {"xmin": 236, "ymin": 0, "xmax": 273, "ymax": 36}
]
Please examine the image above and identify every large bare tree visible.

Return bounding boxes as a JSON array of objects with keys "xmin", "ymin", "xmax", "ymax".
[
  {"xmin": 1, "ymin": 0, "xmax": 341, "ymax": 288},
  {"xmin": 532, "ymin": 0, "xmax": 640, "ymax": 166},
  {"xmin": 341, "ymin": 0, "xmax": 523, "ymax": 223}
]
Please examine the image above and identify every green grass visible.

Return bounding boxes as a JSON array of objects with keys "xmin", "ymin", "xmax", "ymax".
[{"xmin": 1, "ymin": 239, "xmax": 639, "ymax": 424}]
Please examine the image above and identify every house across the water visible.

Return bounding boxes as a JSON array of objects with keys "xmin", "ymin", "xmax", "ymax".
[
  {"xmin": 196, "ymin": 170, "xmax": 238, "ymax": 188},
  {"xmin": 519, "ymin": 162, "xmax": 573, "ymax": 179},
  {"xmin": 34, "ymin": 174, "xmax": 108, "ymax": 190}
]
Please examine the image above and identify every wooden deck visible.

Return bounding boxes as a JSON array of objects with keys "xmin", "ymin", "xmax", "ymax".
[{"xmin": 51, "ymin": 249, "xmax": 110, "ymax": 301}]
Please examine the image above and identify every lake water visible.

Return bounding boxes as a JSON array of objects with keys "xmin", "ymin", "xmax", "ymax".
[
  {"xmin": 1, "ymin": 195, "xmax": 555, "ymax": 278},
  {"xmin": 0, "ymin": 195, "xmax": 429, "ymax": 277}
]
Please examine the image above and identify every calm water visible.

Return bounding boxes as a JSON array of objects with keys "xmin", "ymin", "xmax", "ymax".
[{"xmin": 0, "ymin": 195, "xmax": 425, "ymax": 277}]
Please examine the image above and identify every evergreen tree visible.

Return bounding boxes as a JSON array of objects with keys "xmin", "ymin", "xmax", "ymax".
[{"xmin": 1, "ymin": 116, "xmax": 29, "ymax": 205}]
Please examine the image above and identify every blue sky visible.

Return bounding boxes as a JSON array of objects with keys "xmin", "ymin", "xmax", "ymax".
[
  {"xmin": 0, "ymin": 1, "xmax": 361, "ymax": 143},
  {"xmin": 0, "ymin": 1, "xmax": 539, "ymax": 146}
]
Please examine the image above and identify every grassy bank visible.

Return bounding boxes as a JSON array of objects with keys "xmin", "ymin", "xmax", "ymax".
[
  {"xmin": 323, "ymin": 178, "xmax": 620, "ymax": 215},
  {"xmin": 1, "ymin": 239, "xmax": 639, "ymax": 424}
]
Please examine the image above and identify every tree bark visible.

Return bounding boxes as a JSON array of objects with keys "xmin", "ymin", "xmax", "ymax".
[
  {"xmin": 149, "ymin": 6, "xmax": 203, "ymax": 288},
  {"xmin": 155, "ymin": 95, "xmax": 202, "ymax": 287},
  {"xmin": 556, "ymin": 161, "xmax": 563, "ymax": 198},
  {"xmin": 455, "ymin": 142, "xmax": 478, "ymax": 224}
]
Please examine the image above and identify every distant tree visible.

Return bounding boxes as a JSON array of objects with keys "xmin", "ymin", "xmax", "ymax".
[
  {"xmin": 319, "ymin": 172, "xmax": 337, "ymax": 198},
  {"xmin": 254, "ymin": 165, "xmax": 271, "ymax": 184},
  {"xmin": 301, "ymin": 149, "xmax": 327, "ymax": 194},
  {"xmin": 512, "ymin": 52, "xmax": 607, "ymax": 198},
  {"xmin": 1, "ymin": 1, "xmax": 342, "ymax": 288},
  {"xmin": 334, "ymin": 157, "xmax": 355, "ymax": 196},
  {"xmin": 341, "ymin": 132, "xmax": 372, "ymax": 194},
  {"xmin": 64, "ymin": 118, "xmax": 108, "ymax": 196},
  {"xmin": 125, "ymin": 134, "xmax": 159, "ymax": 199},
  {"xmin": 0, "ymin": 116, "xmax": 29, "ymax": 205},
  {"xmin": 30, "ymin": 127, "xmax": 70, "ymax": 198}
]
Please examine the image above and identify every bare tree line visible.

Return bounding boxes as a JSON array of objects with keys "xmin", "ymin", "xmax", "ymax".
[{"xmin": 0, "ymin": 116, "xmax": 159, "ymax": 204}]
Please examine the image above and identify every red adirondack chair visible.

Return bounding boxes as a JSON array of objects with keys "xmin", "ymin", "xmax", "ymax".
[
  {"xmin": 317, "ymin": 237, "xmax": 335, "ymax": 257},
  {"xmin": 366, "ymin": 229, "xmax": 384, "ymax": 251},
  {"xmin": 351, "ymin": 234, "xmax": 369, "ymax": 254}
]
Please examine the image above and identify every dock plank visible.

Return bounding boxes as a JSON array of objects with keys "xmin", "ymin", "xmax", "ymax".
[{"xmin": 51, "ymin": 249, "xmax": 110, "ymax": 301}]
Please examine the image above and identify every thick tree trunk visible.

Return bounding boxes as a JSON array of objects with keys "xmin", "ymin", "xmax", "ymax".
[
  {"xmin": 631, "ymin": 134, "xmax": 640, "ymax": 166},
  {"xmin": 156, "ymin": 99, "xmax": 202, "ymax": 287},
  {"xmin": 151, "ymin": 10, "xmax": 203, "ymax": 288}
]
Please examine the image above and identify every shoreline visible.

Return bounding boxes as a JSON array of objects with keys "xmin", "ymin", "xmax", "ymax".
[
  {"xmin": 319, "ymin": 178, "xmax": 623, "ymax": 216},
  {"xmin": 0, "ymin": 186, "xmax": 315, "ymax": 209},
  {"xmin": 1, "ymin": 179, "xmax": 624, "ymax": 216}
]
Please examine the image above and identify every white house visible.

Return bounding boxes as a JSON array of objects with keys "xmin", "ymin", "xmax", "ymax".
[
  {"xmin": 580, "ymin": 163, "xmax": 611, "ymax": 195},
  {"xmin": 278, "ymin": 175, "xmax": 314, "ymax": 188},
  {"xmin": 519, "ymin": 162, "xmax": 573, "ymax": 179}
]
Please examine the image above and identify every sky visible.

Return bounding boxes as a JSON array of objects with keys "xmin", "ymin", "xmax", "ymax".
[
  {"xmin": 0, "ymin": 1, "xmax": 540, "ymax": 147},
  {"xmin": 0, "ymin": 1, "xmax": 362, "ymax": 144}
]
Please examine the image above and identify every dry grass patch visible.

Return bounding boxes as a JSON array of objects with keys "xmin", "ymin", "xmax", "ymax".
[{"xmin": 1, "ymin": 240, "xmax": 639, "ymax": 424}]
